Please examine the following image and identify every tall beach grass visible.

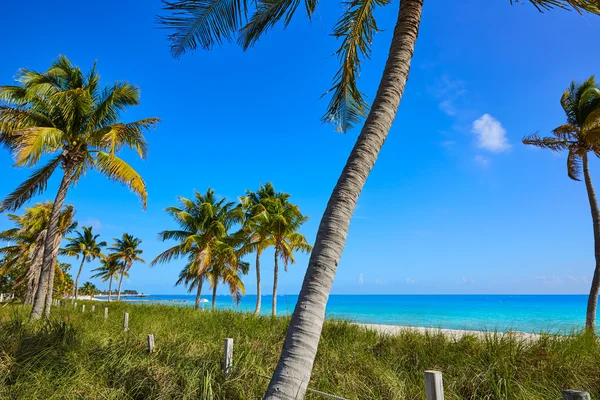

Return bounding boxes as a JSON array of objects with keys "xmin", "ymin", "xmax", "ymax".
[{"xmin": 1, "ymin": 301, "xmax": 599, "ymax": 399}]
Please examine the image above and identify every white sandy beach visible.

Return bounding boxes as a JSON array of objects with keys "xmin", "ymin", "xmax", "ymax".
[{"xmin": 358, "ymin": 323, "xmax": 539, "ymax": 340}]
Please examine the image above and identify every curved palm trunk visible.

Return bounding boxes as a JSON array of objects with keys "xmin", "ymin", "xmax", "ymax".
[
  {"xmin": 272, "ymin": 249, "xmax": 279, "ymax": 317},
  {"xmin": 116, "ymin": 270, "xmax": 125, "ymax": 301},
  {"xmin": 583, "ymin": 153, "xmax": 600, "ymax": 331},
  {"xmin": 108, "ymin": 275, "xmax": 113, "ymax": 302},
  {"xmin": 30, "ymin": 165, "xmax": 75, "ymax": 320},
  {"xmin": 264, "ymin": 1, "xmax": 422, "ymax": 397},
  {"xmin": 195, "ymin": 279, "xmax": 204, "ymax": 309},
  {"xmin": 43, "ymin": 234, "xmax": 63, "ymax": 317},
  {"xmin": 211, "ymin": 283, "xmax": 217, "ymax": 311},
  {"xmin": 254, "ymin": 250, "xmax": 262, "ymax": 315},
  {"xmin": 73, "ymin": 258, "xmax": 86, "ymax": 301}
]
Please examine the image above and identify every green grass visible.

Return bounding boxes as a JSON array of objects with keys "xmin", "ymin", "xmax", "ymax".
[{"xmin": 1, "ymin": 301, "xmax": 600, "ymax": 399}]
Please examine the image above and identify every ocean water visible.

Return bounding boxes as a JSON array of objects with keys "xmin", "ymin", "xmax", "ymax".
[{"xmin": 104, "ymin": 294, "xmax": 589, "ymax": 334}]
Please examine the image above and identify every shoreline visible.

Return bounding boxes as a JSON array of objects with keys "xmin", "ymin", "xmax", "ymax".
[{"xmin": 357, "ymin": 323, "xmax": 539, "ymax": 340}]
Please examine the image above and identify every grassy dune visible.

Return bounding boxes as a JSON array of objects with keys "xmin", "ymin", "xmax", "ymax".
[{"xmin": 1, "ymin": 301, "xmax": 600, "ymax": 399}]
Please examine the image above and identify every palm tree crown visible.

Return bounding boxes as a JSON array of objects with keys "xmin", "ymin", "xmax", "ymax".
[
  {"xmin": 61, "ymin": 226, "xmax": 106, "ymax": 262},
  {"xmin": 0, "ymin": 55, "xmax": 160, "ymax": 211},
  {"xmin": 109, "ymin": 233, "xmax": 144, "ymax": 301},
  {"xmin": 523, "ymin": 76, "xmax": 600, "ymax": 180}
]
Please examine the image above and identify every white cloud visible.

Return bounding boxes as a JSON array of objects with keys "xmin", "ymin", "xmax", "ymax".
[
  {"xmin": 471, "ymin": 114, "xmax": 510, "ymax": 152},
  {"xmin": 358, "ymin": 273, "xmax": 364, "ymax": 286},
  {"xmin": 439, "ymin": 100, "xmax": 457, "ymax": 116},
  {"xmin": 568, "ymin": 275, "xmax": 578, "ymax": 282},
  {"xmin": 82, "ymin": 218, "xmax": 102, "ymax": 230},
  {"xmin": 406, "ymin": 277, "xmax": 415, "ymax": 284},
  {"xmin": 474, "ymin": 155, "xmax": 490, "ymax": 167},
  {"xmin": 461, "ymin": 276, "xmax": 475, "ymax": 284}
]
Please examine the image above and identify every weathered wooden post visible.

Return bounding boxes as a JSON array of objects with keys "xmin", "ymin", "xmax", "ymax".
[
  {"xmin": 147, "ymin": 334, "xmax": 155, "ymax": 354},
  {"xmin": 91, "ymin": 305, "xmax": 95, "ymax": 312},
  {"xmin": 82, "ymin": 304, "xmax": 85, "ymax": 313},
  {"xmin": 74, "ymin": 302, "xmax": 77, "ymax": 309},
  {"xmin": 223, "ymin": 338, "xmax": 233, "ymax": 378},
  {"xmin": 0, "ymin": 293, "xmax": 4, "ymax": 302},
  {"xmin": 424, "ymin": 370, "xmax": 444, "ymax": 400},
  {"xmin": 563, "ymin": 390, "xmax": 591, "ymax": 400},
  {"xmin": 104, "ymin": 307, "xmax": 108, "ymax": 320},
  {"xmin": 124, "ymin": 312, "xmax": 129, "ymax": 332}
]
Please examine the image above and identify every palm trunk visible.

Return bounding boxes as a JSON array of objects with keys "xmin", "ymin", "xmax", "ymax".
[
  {"xmin": 108, "ymin": 275, "xmax": 113, "ymax": 302},
  {"xmin": 264, "ymin": 1, "xmax": 422, "ymax": 397},
  {"xmin": 30, "ymin": 164, "xmax": 75, "ymax": 320},
  {"xmin": 25, "ymin": 236, "xmax": 45, "ymax": 305},
  {"xmin": 117, "ymin": 270, "xmax": 124, "ymax": 301},
  {"xmin": 73, "ymin": 258, "xmax": 86, "ymax": 301},
  {"xmin": 43, "ymin": 234, "xmax": 63, "ymax": 317},
  {"xmin": 254, "ymin": 250, "xmax": 262, "ymax": 316},
  {"xmin": 195, "ymin": 279, "xmax": 204, "ymax": 309},
  {"xmin": 583, "ymin": 152, "xmax": 600, "ymax": 331},
  {"xmin": 272, "ymin": 249, "xmax": 279, "ymax": 317},
  {"xmin": 211, "ymin": 283, "xmax": 217, "ymax": 311}
]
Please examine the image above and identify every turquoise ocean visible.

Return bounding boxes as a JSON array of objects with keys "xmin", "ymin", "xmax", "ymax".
[{"xmin": 104, "ymin": 294, "xmax": 588, "ymax": 334}]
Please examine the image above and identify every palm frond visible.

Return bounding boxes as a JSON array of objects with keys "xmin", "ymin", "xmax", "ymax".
[
  {"xmin": 515, "ymin": 0, "xmax": 600, "ymax": 14},
  {"xmin": 13, "ymin": 127, "xmax": 65, "ymax": 167},
  {"xmin": 88, "ymin": 82, "xmax": 141, "ymax": 129},
  {"xmin": 238, "ymin": 0, "xmax": 300, "ymax": 49},
  {"xmin": 159, "ymin": 0, "xmax": 248, "ymax": 57},
  {"xmin": 522, "ymin": 133, "xmax": 571, "ymax": 152},
  {"xmin": 0, "ymin": 156, "xmax": 62, "ymax": 212},
  {"xmin": 94, "ymin": 151, "xmax": 147, "ymax": 209},
  {"xmin": 567, "ymin": 147, "xmax": 583, "ymax": 181},
  {"xmin": 322, "ymin": 0, "xmax": 389, "ymax": 133}
]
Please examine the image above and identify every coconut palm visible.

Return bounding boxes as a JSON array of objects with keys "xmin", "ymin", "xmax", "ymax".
[
  {"xmin": 53, "ymin": 262, "xmax": 72, "ymax": 300},
  {"xmin": 150, "ymin": 188, "xmax": 244, "ymax": 309},
  {"xmin": 240, "ymin": 183, "xmax": 286, "ymax": 315},
  {"xmin": 80, "ymin": 281, "xmax": 97, "ymax": 299},
  {"xmin": 206, "ymin": 242, "xmax": 249, "ymax": 311},
  {"xmin": 0, "ymin": 202, "xmax": 76, "ymax": 307},
  {"xmin": 523, "ymin": 76, "xmax": 600, "ymax": 330},
  {"xmin": 60, "ymin": 226, "xmax": 106, "ymax": 301},
  {"xmin": 108, "ymin": 234, "xmax": 145, "ymax": 301},
  {"xmin": 175, "ymin": 265, "xmax": 207, "ymax": 309},
  {"xmin": 159, "ymin": 0, "xmax": 600, "ymax": 397},
  {"xmin": 0, "ymin": 56, "xmax": 159, "ymax": 320},
  {"xmin": 90, "ymin": 257, "xmax": 121, "ymax": 302}
]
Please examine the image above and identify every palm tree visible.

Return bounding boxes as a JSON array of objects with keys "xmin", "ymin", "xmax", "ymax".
[
  {"xmin": 0, "ymin": 202, "xmax": 76, "ymax": 307},
  {"xmin": 206, "ymin": 237, "xmax": 249, "ymax": 311},
  {"xmin": 175, "ymin": 265, "xmax": 206, "ymax": 309},
  {"xmin": 53, "ymin": 262, "xmax": 72, "ymax": 299},
  {"xmin": 523, "ymin": 76, "xmax": 600, "ymax": 330},
  {"xmin": 262, "ymin": 197, "xmax": 311, "ymax": 316},
  {"xmin": 150, "ymin": 188, "xmax": 244, "ymax": 309},
  {"xmin": 80, "ymin": 282, "xmax": 97, "ymax": 299},
  {"xmin": 0, "ymin": 56, "xmax": 159, "ymax": 320},
  {"xmin": 159, "ymin": 1, "xmax": 600, "ymax": 397},
  {"xmin": 90, "ymin": 257, "xmax": 121, "ymax": 302},
  {"xmin": 60, "ymin": 226, "xmax": 106, "ymax": 301},
  {"xmin": 240, "ymin": 183, "xmax": 285, "ymax": 315},
  {"xmin": 109, "ymin": 234, "xmax": 145, "ymax": 301}
]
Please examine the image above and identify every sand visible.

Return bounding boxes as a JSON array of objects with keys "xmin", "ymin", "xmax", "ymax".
[{"xmin": 357, "ymin": 323, "xmax": 539, "ymax": 340}]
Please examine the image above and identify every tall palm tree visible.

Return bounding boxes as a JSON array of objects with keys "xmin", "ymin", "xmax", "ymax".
[
  {"xmin": 109, "ymin": 234, "xmax": 145, "ymax": 301},
  {"xmin": 175, "ymin": 265, "xmax": 206, "ymax": 309},
  {"xmin": 159, "ymin": 1, "xmax": 600, "ymax": 397},
  {"xmin": 60, "ymin": 226, "xmax": 106, "ymax": 301},
  {"xmin": 150, "ymin": 188, "xmax": 244, "ymax": 308},
  {"xmin": 523, "ymin": 76, "xmax": 600, "ymax": 330},
  {"xmin": 261, "ymin": 197, "xmax": 311, "ymax": 317},
  {"xmin": 80, "ymin": 282, "xmax": 97, "ymax": 299},
  {"xmin": 90, "ymin": 257, "xmax": 121, "ymax": 302},
  {"xmin": 0, "ymin": 56, "xmax": 159, "ymax": 320},
  {"xmin": 240, "ymin": 182, "xmax": 286, "ymax": 315},
  {"xmin": 0, "ymin": 202, "xmax": 76, "ymax": 307}
]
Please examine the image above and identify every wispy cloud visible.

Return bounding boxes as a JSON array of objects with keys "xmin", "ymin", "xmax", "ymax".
[
  {"xmin": 406, "ymin": 277, "xmax": 416, "ymax": 284},
  {"xmin": 358, "ymin": 273, "xmax": 364, "ymax": 286},
  {"xmin": 82, "ymin": 218, "xmax": 102, "ymax": 230},
  {"xmin": 375, "ymin": 279, "xmax": 386, "ymax": 285},
  {"xmin": 474, "ymin": 155, "xmax": 490, "ymax": 167},
  {"xmin": 471, "ymin": 114, "xmax": 510, "ymax": 153}
]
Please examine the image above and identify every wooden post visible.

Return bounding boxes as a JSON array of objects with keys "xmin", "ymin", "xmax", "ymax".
[
  {"xmin": 82, "ymin": 304, "xmax": 85, "ymax": 313},
  {"xmin": 424, "ymin": 370, "xmax": 444, "ymax": 400},
  {"xmin": 104, "ymin": 307, "xmax": 108, "ymax": 320},
  {"xmin": 74, "ymin": 302, "xmax": 77, "ymax": 309},
  {"xmin": 223, "ymin": 338, "xmax": 233, "ymax": 378},
  {"xmin": 563, "ymin": 390, "xmax": 591, "ymax": 400},
  {"xmin": 147, "ymin": 334, "xmax": 155, "ymax": 354},
  {"xmin": 91, "ymin": 305, "xmax": 95, "ymax": 312},
  {"xmin": 124, "ymin": 312, "xmax": 129, "ymax": 332},
  {"xmin": 0, "ymin": 293, "xmax": 4, "ymax": 302}
]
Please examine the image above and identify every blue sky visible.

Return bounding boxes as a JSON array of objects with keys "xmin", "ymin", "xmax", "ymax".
[{"xmin": 1, "ymin": 0, "xmax": 599, "ymax": 295}]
